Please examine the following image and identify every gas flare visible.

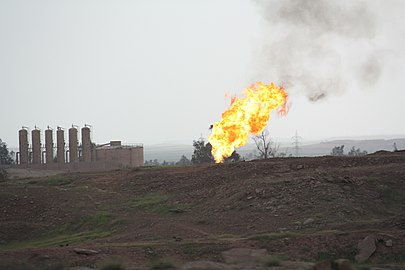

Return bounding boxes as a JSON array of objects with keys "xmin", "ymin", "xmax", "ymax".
[{"xmin": 208, "ymin": 82, "xmax": 288, "ymax": 163}]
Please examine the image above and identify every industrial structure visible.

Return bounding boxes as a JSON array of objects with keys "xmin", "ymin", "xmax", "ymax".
[{"xmin": 15, "ymin": 125, "xmax": 144, "ymax": 171}]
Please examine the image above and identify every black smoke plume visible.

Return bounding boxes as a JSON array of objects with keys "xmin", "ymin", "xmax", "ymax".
[{"xmin": 255, "ymin": 0, "xmax": 382, "ymax": 101}]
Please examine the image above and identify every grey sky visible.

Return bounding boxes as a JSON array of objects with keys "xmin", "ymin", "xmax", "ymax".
[{"xmin": 1, "ymin": 0, "xmax": 404, "ymax": 148}]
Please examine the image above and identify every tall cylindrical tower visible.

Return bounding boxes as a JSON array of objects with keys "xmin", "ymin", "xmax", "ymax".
[
  {"xmin": 81, "ymin": 126, "xmax": 91, "ymax": 162},
  {"xmin": 45, "ymin": 128, "xmax": 53, "ymax": 164},
  {"xmin": 56, "ymin": 128, "xmax": 65, "ymax": 163},
  {"xmin": 69, "ymin": 127, "xmax": 78, "ymax": 163},
  {"xmin": 18, "ymin": 128, "xmax": 29, "ymax": 165},
  {"xmin": 31, "ymin": 129, "xmax": 41, "ymax": 164}
]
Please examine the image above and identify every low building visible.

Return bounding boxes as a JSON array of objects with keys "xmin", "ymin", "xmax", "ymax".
[{"xmin": 94, "ymin": 141, "xmax": 144, "ymax": 167}]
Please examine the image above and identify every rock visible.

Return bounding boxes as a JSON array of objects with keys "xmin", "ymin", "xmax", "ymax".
[
  {"xmin": 181, "ymin": 261, "xmax": 231, "ymax": 270},
  {"xmin": 73, "ymin": 248, "xmax": 99, "ymax": 256},
  {"xmin": 222, "ymin": 248, "xmax": 267, "ymax": 266},
  {"xmin": 385, "ymin": 239, "xmax": 393, "ymax": 247},
  {"xmin": 297, "ymin": 165, "xmax": 304, "ymax": 170},
  {"xmin": 303, "ymin": 218, "xmax": 315, "ymax": 225},
  {"xmin": 333, "ymin": 259, "xmax": 354, "ymax": 270},
  {"xmin": 28, "ymin": 253, "xmax": 51, "ymax": 261},
  {"xmin": 377, "ymin": 233, "xmax": 397, "ymax": 239},
  {"xmin": 355, "ymin": 235, "xmax": 376, "ymax": 263},
  {"xmin": 280, "ymin": 261, "xmax": 314, "ymax": 270},
  {"xmin": 313, "ymin": 261, "xmax": 332, "ymax": 270},
  {"xmin": 168, "ymin": 208, "xmax": 185, "ymax": 213},
  {"xmin": 173, "ymin": 236, "xmax": 183, "ymax": 242},
  {"xmin": 37, "ymin": 255, "xmax": 51, "ymax": 261},
  {"xmin": 343, "ymin": 185, "xmax": 351, "ymax": 191},
  {"xmin": 255, "ymin": 188, "xmax": 264, "ymax": 194}
]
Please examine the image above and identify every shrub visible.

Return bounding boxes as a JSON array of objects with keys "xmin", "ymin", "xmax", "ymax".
[
  {"xmin": 100, "ymin": 261, "xmax": 126, "ymax": 270},
  {"xmin": 261, "ymin": 255, "xmax": 281, "ymax": 266},
  {"xmin": 149, "ymin": 259, "xmax": 174, "ymax": 270}
]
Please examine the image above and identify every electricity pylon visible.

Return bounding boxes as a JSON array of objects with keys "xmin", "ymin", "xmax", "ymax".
[{"xmin": 291, "ymin": 130, "xmax": 302, "ymax": 157}]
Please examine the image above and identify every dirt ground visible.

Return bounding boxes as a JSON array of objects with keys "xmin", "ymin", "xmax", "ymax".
[{"xmin": 0, "ymin": 151, "xmax": 404, "ymax": 269}]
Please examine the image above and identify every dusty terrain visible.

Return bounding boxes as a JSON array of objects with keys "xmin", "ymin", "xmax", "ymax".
[{"xmin": 0, "ymin": 151, "xmax": 405, "ymax": 269}]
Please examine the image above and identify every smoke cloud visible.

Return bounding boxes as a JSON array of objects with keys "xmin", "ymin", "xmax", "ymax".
[{"xmin": 255, "ymin": 0, "xmax": 382, "ymax": 101}]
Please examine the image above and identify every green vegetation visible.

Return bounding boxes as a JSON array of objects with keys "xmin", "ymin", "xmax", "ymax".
[
  {"xmin": 58, "ymin": 210, "xmax": 116, "ymax": 232},
  {"xmin": 56, "ymin": 210, "xmax": 126, "ymax": 237},
  {"xmin": 180, "ymin": 243, "xmax": 226, "ymax": 261},
  {"xmin": 248, "ymin": 232, "xmax": 297, "ymax": 241},
  {"xmin": 148, "ymin": 259, "xmax": 175, "ymax": 270},
  {"xmin": 132, "ymin": 192, "xmax": 170, "ymax": 209},
  {"xmin": 1, "ymin": 230, "xmax": 111, "ymax": 250},
  {"xmin": 217, "ymin": 234, "xmax": 238, "ymax": 239},
  {"xmin": 0, "ymin": 191, "xmax": 11, "ymax": 201},
  {"xmin": 0, "ymin": 138, "xmax": 14, "ymax": 165},
  {"xmin": 27, "ymin": 175, "xmax": 75, "ymax": 186},
  {"xmin": 353, "ymin": 263, "xmax": 372, "ymax": 270},
  {"xmin": 88, "ymin": 211, "xmax": 114, "ymax": 226},
  {"xmin": 348, "ymin": 146, "xmax": 368, "ymax": 156},
  {"xmin": 331, "ymin": 145, "xmax": 345, "ymax": 156},
  {"xmin": 330, "ymin": 144, "xmax": 367, "ymax": 156},
  {"xmin": 260, "ymin": 255, "xmax": 281, "ymax": 267},
  {"xmin": 375, "ymin": 251, "xmax": 405, "ymax": 263},
  {"xmin": 0, "ymin": 211, "xmax": 121, "ymax": 251},
  {"xmin": 314, "ymin": 245, "xmax": 357, "ymax": 261},
  {"xmin": 379, "ymin": 184, "xmax": 405, "ymax": 212},
  {"xmin": 74, "ymin": 185, "xmax": 90, "ymax": 192},
  {"xmin": 366, "ymin": 176, "xmax": 379, "ymax": 182},
  {"xmin": 100, "ymin": 261, "xmax": 127, "ymax": 270},
  {"xmin": 0, "ymin": 262, "xmax": 65, "ymax": 270},
  {"xmin": 0, "ymin": 168, "xmax": 8, "ymax": 180},
  {"xmin": 191, "ymin": 138, "xmax": 240, "ymax": 164},
  {"xmin": 132, "ymin": 192, "xmax": 191, "ymax": 214}
]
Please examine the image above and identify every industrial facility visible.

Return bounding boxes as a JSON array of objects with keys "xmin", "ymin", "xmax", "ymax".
[{"xmin": 16, "ymin": 125, "xmax": 144, "ymax": 171}]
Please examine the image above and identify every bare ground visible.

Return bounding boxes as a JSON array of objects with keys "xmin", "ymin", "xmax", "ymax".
[{"xmin": 0, "ymin": 151, "xmax": 405, "ymax": 269}]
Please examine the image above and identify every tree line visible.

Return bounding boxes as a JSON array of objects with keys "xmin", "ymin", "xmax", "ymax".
[
  {"xmin": 330, "ymin": 145, "xmax": 368, "ymax": 156},
  {"xmin": 144, "ymin": 129, "xmax": 283, "ymax": 166},
  {"xmin": 0, "ymin": 139, "xmax": 14, "ymax": 165}
]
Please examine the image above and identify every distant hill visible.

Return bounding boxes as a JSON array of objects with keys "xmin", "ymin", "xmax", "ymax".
[
  {"xmin": 298, "ymin": 138, "xmax": 405, "ymax": 156},
  {"xmin": 144, "ymin": 138, "xmax": 405, "ymax": 162}
]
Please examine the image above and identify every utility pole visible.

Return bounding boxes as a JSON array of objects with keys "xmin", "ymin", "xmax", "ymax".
[{"xmin": 291, "ymin": 130, "xmax": 302, "ymax": 157}]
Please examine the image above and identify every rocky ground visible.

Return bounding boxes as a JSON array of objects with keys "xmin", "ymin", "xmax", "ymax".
[{"xmin": 0, "ymin": 151, "xmax": 404, "ymax": 269}]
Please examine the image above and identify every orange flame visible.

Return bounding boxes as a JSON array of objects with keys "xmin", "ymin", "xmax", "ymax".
[{"xmin": 208, "ymin": 82, "xmax": 288, "ymax": 163}]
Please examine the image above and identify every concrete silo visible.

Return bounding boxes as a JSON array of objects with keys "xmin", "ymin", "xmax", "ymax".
[
  {"xmin": 18, "ymin": 128, "xmax": 29, "ymax": 164},
  {"xmin": 81, "ymin": 126, "xmax": 91, "ymax": 162},
  {"xmin": 31, "ymin": 128, "xmax": 41, "ymax": 164},
  {"xmin": 56, "ymin": 127, "xmax": 65, "ymax": 163},
  {"xmin": 69, "ymin": 126, "xmax": 78, "ymax": 163},
  {"xmin": 45, "ymin": 128, "xmax": 53, "ymax": 164}
]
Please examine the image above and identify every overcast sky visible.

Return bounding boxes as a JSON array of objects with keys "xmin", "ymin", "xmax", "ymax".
[{"xmin": 1, "ymin": 0, "xmax": 404, "ymax": 148}]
